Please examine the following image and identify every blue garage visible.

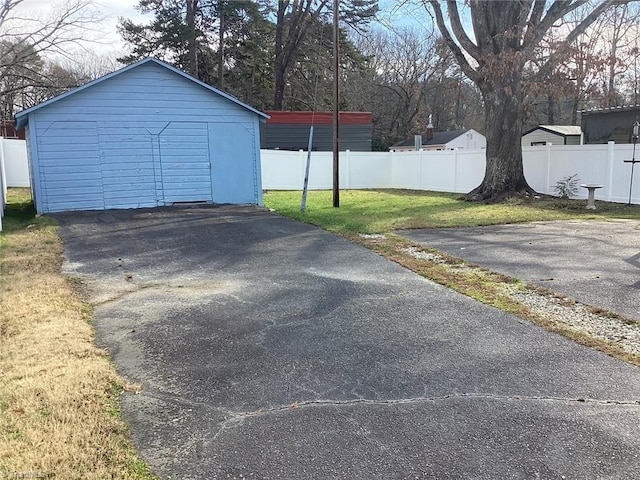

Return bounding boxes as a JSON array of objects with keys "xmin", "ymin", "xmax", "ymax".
[{"xmin": 15, "ymin": 58, "xmax": 268, "ymax": 214}]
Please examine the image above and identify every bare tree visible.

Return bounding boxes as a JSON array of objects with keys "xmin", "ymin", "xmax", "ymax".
[
  {"xmin": 343, "ymin": 27, "xmax": 441, "ymax": 148},
  {"xmin": 427, "ymin": 0, "xmax": 623, "ymax": 201},
  {"xmin": 273, "ymin": 0, "xmax": 328, "ymax": 110},
  {"xmin": 523, "ymin": 13, "xmax": 593, "ymax": 126},
  {"xmin": 272, "ymin": 0, "xmax": 377, "ymax": 110},
  {"xmin": 627, "ymin": 34, "xmax": 640, "ymax": 105},
  {"xmin": 380, "ymin": 28, "xmax": 442, "ymax": 138},
  {"xmin": 69, "ymin": 52, "xmax": 121, "ymax": 81},
  {"xmin": 595, "ymin": 2, "xmax": 640, "ymax": 106},
  {"xmin": 0, "ymin": 0, "xmax": 100, "ymax": 119},
  {"xmin": 343, "ymin": 25, "xmax": 482, "ymax": 150}
]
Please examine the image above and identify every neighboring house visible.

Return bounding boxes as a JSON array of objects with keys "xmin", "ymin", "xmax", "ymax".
[
  {"xmin": 261, "ymin": 111, "xmax": 372, "ymax": 151},
  {"xmin": 581, "ymin": 105, "xmax": 640, "ymax": 144},
  {"xmin": 0, "ymin": 121, "xmax": 25, "ymax": 139},
  {"xmin": 390, "ymin": 129, "xmax": 486, "ymax": 152},
  {"xmin": 522, "ymin": 125, "xmax": 582, "ymax": 146},
  {"xmin": 15, "ymin": 57, "xmax": 268, "ymax": 214}
]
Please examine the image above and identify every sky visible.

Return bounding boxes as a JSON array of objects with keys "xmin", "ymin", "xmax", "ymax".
[
  {"xmin": 92, "ymin": 0, "xmax": 152, "ymax": 44},
  {"xmin": 9, "ymin": 0, "xmax": 431, "ymax": 62},
  {"xmin": 10, "ymin": 0, "xmax": 151, "ymax": 58}
]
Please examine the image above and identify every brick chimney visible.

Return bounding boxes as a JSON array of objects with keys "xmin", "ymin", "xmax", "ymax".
[{"xmin": 426, "ymin": 114, "xmax": 434, "ymax": 141}]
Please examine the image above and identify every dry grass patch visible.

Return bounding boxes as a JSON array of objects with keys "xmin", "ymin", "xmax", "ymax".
[{"xmin": 0, "ymin": 189, "xmax": 155, "ymax": 479}]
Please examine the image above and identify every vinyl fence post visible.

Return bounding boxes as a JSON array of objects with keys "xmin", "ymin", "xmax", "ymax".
[
  {"xmin": 453, "ymin": 148, "xmax": 458, "ymax": 193},
  {"xmin": 545, "ymin": 143, "xmax": 552, "ymax": 195},
  {"xmin": 606, "ymin": 141, "xmax": 615, "ymax": 202},
  {"xmin": 420, "ymin": 149, "xmax": 425, "ymax": 191},
  {"xmin": 298, "ymin": 149, "xmax": 304, "ymax": 187},
  {"xmin": 345, "ymin": 150, "xmax": 350, "ymax": 189}
]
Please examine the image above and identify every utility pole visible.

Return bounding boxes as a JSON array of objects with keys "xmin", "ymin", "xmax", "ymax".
[{"xmin": 332, "ymin": 0, "xmax": 340, "ymax": 208}]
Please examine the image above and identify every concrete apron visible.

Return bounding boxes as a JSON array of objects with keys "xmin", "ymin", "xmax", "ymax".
[
  {"xmin": 400, "ymin": 219, "xmax": 640, "ymax": 323},
  {"xmin": 55, "ymin": 207, "xmax": 640, "ymax": 479}
]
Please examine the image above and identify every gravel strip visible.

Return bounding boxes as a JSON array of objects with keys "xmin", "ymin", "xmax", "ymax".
[
  {"xmin": 358, "ymin": 233, "xmax": 386, "ymax": 239},
  {"xmin": 402, "ymin": 246, "xmax": 447, "ymax": 263},
  {"xmin": 402, "ymin": 243, "xmax": 640, "ymax": 357},
  {"xmin": 506, "ymin": 286, "xmax": 640, "ymax": 356}
]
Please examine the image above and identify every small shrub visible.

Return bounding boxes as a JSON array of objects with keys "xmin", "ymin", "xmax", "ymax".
[{"xmin": 553, "ymin": 174, "xmax": 580, "ymax": 199}]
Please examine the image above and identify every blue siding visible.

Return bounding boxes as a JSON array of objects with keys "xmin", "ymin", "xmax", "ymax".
[
  {"xmin": 209, "ymin": 122, "xmax": 259, "ymax": 204},
  {"xmin": 159, "ymin": 123, "xmax": 212, "ymax": 203},
  {"xmin": 22, "ymin": 60, "xmax": 263, "ymax": 213},
  {"xmin": 36, "ymin": 121, "xmax": 104, "ymax": 212}
]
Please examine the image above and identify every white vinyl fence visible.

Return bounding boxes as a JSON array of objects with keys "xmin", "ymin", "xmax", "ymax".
[
  {"xmin": 1, "ymin": 139, "xmax": 638, "ymax": 213},
  {"xmin": 0, "ymin": 138, "xmax": 30, "ymax": 189},
  {"xmin": 522, "ymin": 143, "xmax": 636, "ymax": 203},
  {"xmin": 0, "ymin": 138, "xmax": 30, "ymax": 231},
  {"xmin": 261, "ymin": 142, "xmax": 640, "ymax": 204}
]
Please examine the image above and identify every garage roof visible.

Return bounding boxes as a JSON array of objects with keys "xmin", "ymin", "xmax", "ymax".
[
  {"xmin": 15, "ymin": 57, "xmax": 269, "ymax": 129},
  {"xmin": 392, "ymin": 130, "xmax": 470, "ymax": 148},
  {"xmin": 523, "ymin": 125, "xmax": 582, "ymax": 136}
]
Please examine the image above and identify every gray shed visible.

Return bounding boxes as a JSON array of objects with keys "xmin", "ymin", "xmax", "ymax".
[
  {"xmin": 522, "ymin": 125, "xmax": 582, "ymax": 146},
  {"xmin": 581, "ymin": 106, "xmax": 640, "ymax": 144},
  {"xmin": 522, "ymin": 125, "xmax": 582, "ymax": 147}
]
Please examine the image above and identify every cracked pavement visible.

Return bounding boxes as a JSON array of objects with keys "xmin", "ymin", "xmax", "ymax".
[{"xmin": 54, "ymin": 207, "xmax": 640, "ymax": 479}]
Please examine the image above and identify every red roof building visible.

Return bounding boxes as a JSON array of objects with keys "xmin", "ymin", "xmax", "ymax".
[
  {"xmin": 1, "ymin": 121, "xmax": 25, "ymax": 139},
  {"xmin": 261, "ymin": 111, "xmax": 372, "ymax": 151}
]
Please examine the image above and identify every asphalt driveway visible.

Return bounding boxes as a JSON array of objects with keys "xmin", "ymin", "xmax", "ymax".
[
  {"xmin": 400, "ymin": 219, "xmax": 640, "ymax": 322},
  {"xmin": 55, "ymin": 207, "xmax": 640, "ymax": 479}
]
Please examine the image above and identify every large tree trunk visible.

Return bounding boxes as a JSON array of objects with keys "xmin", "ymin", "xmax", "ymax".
[
  {"xmin": 466, "ymin": 81, "xmax": 535, "ymax": 201},
  {"xmin": 547, "ymin": 95, "xmax": 555, "ymax": 124},
  {"xmin": 186, "ymin": 0, "xmax": 198, "ymax": 78},
  {"xmin": 571, "ymin": 97, "xmax": 579, "ymax": 125},
  {"xmin": 217, "ymin": 4, "xmax": 225, "ymax": 90},
  {"xmin": 273, "ymin": 0, "xmax": 318, "ymax": 110},
  {"xmin": 273, "ymin": 1, "xmax": 287, "ymax": 110},
  {"xmin": 426, "ymin": 0, "xmax": 622, "ymax": 203},
  {"xmin": 273, "ymin": 58, "xmax": 286, "ymax": 110}
]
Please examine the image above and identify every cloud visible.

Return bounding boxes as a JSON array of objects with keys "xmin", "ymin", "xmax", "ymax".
[{"xmin": 9, "ymin": 0, "xmax": 151, "ymax": 57}]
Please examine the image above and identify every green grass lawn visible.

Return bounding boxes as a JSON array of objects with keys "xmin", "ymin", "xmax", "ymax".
[{"xmin": 264, "ymin": 189, "xmax": 640, "ymax": 234}]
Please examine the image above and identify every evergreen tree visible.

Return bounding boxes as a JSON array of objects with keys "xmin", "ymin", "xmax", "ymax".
[{"xmin": 271, "ymin": 0, "xmax": 378, "ymax": 109}]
